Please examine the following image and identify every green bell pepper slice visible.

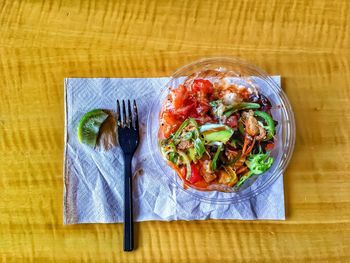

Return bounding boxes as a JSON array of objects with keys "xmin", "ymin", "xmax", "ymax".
[{"xmin": 223, "ymin": 102, "xmax": 260, "ymax": 117}]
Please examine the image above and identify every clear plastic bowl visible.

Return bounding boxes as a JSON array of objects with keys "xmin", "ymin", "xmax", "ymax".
[{"xmin": 147, "ymin": 57, "xmax": 295, "ymax": 204}]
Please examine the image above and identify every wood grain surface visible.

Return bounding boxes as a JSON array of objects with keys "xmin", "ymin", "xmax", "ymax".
[{"xmin": 1, "ymin": 0, "xmax": 349, "ymax": 262}]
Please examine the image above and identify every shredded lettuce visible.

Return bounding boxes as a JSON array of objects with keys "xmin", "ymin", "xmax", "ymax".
[
  {"xmin": 194, "ymin": 138, "xmax": 205, "ymax": 158},
  {"xmin": 210, "ymin": 100, "xmax": 225, "ymax": 118},
  {"xmin": 182, "ymin": 131, "xmax": 193, "ymax": 141},
  {"xmin": 168, "ymin": 152, "xmax": 179, "ymax": 165},
  {"xmin": 173, "ymin": 119, "xmax": 190, "ymax": 141},
  {"xmin": 236, "ymin": 152, "xmax": 274, "ymax": 187},
  {"xmin": 246, "ymin": 152, "xmax": 274, "ymax": 175},
  {"xmin": 211, "ymin": 144, "xmax": 223, "ymax": 171},
  {"xmin": 187, "ymin": 148, "xmax": 197, "ymax": 163}
]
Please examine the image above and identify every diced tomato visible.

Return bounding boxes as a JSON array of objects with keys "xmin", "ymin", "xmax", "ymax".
[
  {"xmin": 189, "ymin": 111, "xmax": 200, "ymax": 118},
  {"xmin": 189, "ymin": 163, "xmax": 201, "ymax": 184},
  {"xmin": 160, "ymin": 110, "xmax": 182, "ymax": 138},
  {"xmin": 196, "ymin": 101, "xmax": 210, "ymax": 115},
  {"xmin": 176, "ymin": 103, "xmax": 195, "ymax": 117},
  {"xmin": 194, "ymin": 115, "xmax": 214, "ymax": 125},
  {"xmin": 162, "ymin": 111, "xmax": 179, "ymax": 126},
  {"xmin": 172, "ymin": 85, "xmax": 188, "ymax": 109},
  {"xmin": 179, "ymin": 166, "xmax": 187, "ymax": 179},
  {"xmin": 265, "ymin": 143, "xmax": 275, "ymax": 151},
  {"xmin": 226, "ymin": 115, "xmax": 238, "ymax": 128},
  {"xmin": 238, "ymin": 89, "xmax": 250, "ymax": 100},
  {"xmin": 160, "ymin": 124, "xmax": 172, "ymax": 138},
  {"xmin": 192, "ymin": 79, "xmax": 214, "ymax": 95}
]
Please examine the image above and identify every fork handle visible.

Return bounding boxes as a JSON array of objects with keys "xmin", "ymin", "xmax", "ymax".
[{"xmin": 123, "ymin": 153, "xmax": 133, "ymax": 251}]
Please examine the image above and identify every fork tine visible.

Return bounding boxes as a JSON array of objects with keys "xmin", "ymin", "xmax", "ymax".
[
  {"xmin": 122, "ymin": 100, "xmax": 127, "ymax": 127},
  {"xmin": 117, "ymin": 100, "xmax": 121, "ymax": 126},
  {"xmin": 133, "ymin": 100, "xmax": 139, "ymax": 130},
  {"xmin": 127, "ymin": 100, "xmax": 132, "ymax": 128}
]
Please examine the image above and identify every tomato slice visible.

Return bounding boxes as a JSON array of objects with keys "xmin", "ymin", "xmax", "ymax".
[{"xmin": 172, "ymin": 85, "xmax": 188, "ymax": 109}]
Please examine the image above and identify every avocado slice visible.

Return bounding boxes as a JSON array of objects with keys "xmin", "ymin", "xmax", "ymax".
[{"xmin": 199, "ymin": 124, "xmax": 234, "ymax": 144}]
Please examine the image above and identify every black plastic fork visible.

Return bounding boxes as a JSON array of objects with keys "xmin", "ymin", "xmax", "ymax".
[{"xmin": 117, "ymin": 99, "xmax": 139, "ymax": 252}]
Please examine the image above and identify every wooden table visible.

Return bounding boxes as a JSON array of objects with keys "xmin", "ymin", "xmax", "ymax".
[{"xmin": 1, "ymin": 0, "xmax": 349, "ymax": 262}]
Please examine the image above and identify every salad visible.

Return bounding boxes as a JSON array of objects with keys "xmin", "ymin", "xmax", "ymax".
[{"xmin": 158, "ymin": 77, "xmax": 277, "ymax": 192}]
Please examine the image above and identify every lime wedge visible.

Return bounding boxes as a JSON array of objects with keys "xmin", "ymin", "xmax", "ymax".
[{"xmin": 77, "ymin": 109, "xmax": 109, "ymax": 147}]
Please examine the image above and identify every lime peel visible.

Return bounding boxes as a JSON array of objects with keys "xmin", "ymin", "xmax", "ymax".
[{"xmin": 77, "ymin": 109, "xmax": 109, "ymax": 147}]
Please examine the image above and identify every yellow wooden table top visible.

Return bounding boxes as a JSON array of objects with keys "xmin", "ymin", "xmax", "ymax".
[{"xmin": 1, "ymin": 0, "xmax": 349, "ymax": 262}]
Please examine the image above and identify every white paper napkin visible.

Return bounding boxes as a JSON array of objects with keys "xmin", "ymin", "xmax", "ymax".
[{"xmin": 63, "ymin": 76, "xmax": 285, "ymax": 224}]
